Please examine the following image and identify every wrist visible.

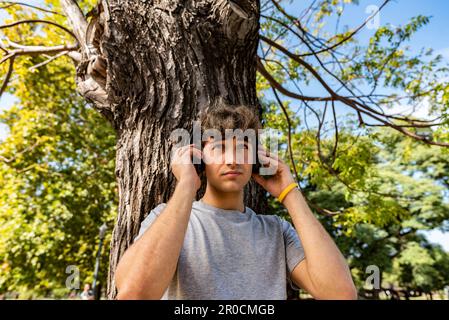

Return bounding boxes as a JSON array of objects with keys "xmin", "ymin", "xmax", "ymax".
[
  {"xmin": 277, "ymin": 181, "xmax": 297, "ymax": 201},
  {"xmin": 281, "ymin": 186, "xmax": 302, "ymax": 208},
  {"xmin": 176, "ymin": 179, "xmax": 198, "ymax": 197}
]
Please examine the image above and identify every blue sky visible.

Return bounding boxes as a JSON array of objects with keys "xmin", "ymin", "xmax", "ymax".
[
  {"xmin": 286, "ymin": 0, "xmax": 449, "ymax": 55},
  {"xmin": 271, "ymin": 0, "xmax": 449, "ymax": 251},
  {"xmin": 0, "ymin": 1, "xmax": 448, "ymax": 251}
]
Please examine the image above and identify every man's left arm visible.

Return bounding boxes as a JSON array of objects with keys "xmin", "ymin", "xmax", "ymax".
[
  {"xmin": 252, "ymin": 148, "xmax": 357, "ymax": 300},
  {"xmin": 282, "ymin": 189, "xmax": 358, "ymax": 300}
]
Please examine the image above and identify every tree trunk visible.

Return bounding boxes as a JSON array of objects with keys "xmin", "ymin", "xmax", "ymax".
[{"xmin": 69, "ymin": 0, "xmax": 268, "ymax": 299}]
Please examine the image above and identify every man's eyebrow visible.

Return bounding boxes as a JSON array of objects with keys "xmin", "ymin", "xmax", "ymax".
[
  {"xmin": 217, "ymin": 140, "xmax": 250, "ymax": 145},
  {"xmin": 220, "ymin": 140, "xmax": 250, "ymax": 146},
  {"xmin": 207, "ymin": 137, "xmax": 253, "ymax": 146}
]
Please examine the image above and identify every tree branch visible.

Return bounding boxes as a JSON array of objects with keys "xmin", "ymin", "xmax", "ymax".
[
  {"xmin": 0, "ymin": 1, "xmax": 65, "ymax": 16},
  {"xmin": 0, "ymin": 139, "xmax": 41, "ymax": 164},
  {"xmin": 330, "ymin": 100, "xmax": 339, "ymax": 162},
  {"xmin": 256, "ymin": 57, "xmax": 333, "ymax": 102},
  {"xmin": 59, "ymin": 0, "xmax": 88, "ymax": 50},
  {"xmin": 28, "ymin": 51, "xmax": 69, "ymax": 71},
  {"xmin": 0, "ymin": 43, "xmax": 79, "ymax": 64},
  {"xmin": 270, "ymin": 0, "xmax": 391, "ymax": 57},
  {"xmin": 0, "ymin": 19, "xmax": 77, "ymax": 39},
  {"xmin": 259, "ymin": 36, "xmax": 449, "ymax": 147},
  {"xmin": 272, "ymin": 87, "xmax": 342, "ymax": 217},
  {"xmin": 0, "ymin": 54, "xmax": 14, "ymax": 98}
]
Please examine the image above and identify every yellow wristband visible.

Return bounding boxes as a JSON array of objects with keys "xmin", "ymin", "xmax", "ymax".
[{"xmin": 277, "ymin": 182, "xmax": 298, "ymax": 203}]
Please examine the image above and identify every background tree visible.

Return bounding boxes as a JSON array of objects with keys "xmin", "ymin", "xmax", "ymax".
[
  {"xmin": 0, "ymin": 2, "xmax": 116, "ymax": 297},
  {"xmin": 1, "ymin": 0, "xmax": 448, "ymax": 299}
]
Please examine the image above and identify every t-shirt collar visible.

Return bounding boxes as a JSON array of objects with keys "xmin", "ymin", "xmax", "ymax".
[{"xmin": 195, "ymin": 199, "xmax": 249, "ymax": 215}]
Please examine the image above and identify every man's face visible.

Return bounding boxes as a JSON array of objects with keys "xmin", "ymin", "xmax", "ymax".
[{"xmin": 202, "ymin": 137, "xmax": 254, "ymax": 192}]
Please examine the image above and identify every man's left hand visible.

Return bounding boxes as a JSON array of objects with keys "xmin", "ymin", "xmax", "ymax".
[{"xmin": 251, "ymin": 147, "xmax": 296, "ymax": 199}]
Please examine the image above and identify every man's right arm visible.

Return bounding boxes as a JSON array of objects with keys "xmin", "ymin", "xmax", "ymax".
[{"xmin": 115, "ymin": 144, "xmax": 202, "ymax": 300}]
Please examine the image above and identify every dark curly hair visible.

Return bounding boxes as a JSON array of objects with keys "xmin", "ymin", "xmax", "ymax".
[{"xmin": 199, "ymin": 99, "xmax": 262, "ymax": 144}]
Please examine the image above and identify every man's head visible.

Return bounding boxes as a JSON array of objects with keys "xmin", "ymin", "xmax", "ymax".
[{"xmin": 199, "ymin": 101, "xmax": 262, "ymax": 193}]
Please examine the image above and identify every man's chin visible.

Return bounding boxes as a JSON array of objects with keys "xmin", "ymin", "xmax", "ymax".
[{"xmin": 217, "ymin": 182, "xmax": 245, "ymax": 193}]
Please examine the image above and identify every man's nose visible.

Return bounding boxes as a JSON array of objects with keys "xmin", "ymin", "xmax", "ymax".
[{"xmin": 224, "ymin": 147, "xmax": 237, "ymax": 165}]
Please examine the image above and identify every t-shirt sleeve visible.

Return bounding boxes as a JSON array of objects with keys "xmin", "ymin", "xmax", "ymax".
[
  {"xmin": 133, "ymin": 203, "xmax": 167, "ymax": 243},
  {"xmin": 279, "ymin": 217, "xmax": 306, "ymax": 291}
]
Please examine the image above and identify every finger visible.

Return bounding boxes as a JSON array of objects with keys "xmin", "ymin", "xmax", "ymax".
[
  {"xmin": 257, "ymin": 155, "xmax": 279, "ymax": 176},
  {"xmin": 180, "ymin": 144, "xmax": 195, "ymax": 153},
  {"xmin": 258, "ymin": 152, "xmax": 279, "ymax": 166},
  {"xmin": 251, "ymin": 173, "xmax": 266, "ymax": 186},
  {"xmin": 259, "ymin": 151, "xmax": 285, "ymax": 169},
  {"xmin": 267, "ymin": 149, "xmax": 280, "ymax": 160},
  {"xmin": 180, "ymin": 145, "xmax": 202, "ymax": 156},
  {"xmin": 177, "ymin": 146, "xmax": 196, "ymax": 159},
  {"xmin": 174, "ymin": 147, "xmax": 183, "ymax": 154},
  {"xmin": 190, "ymin": 148, "xmax": 203, "ymax": 161},
  {"xmin": 179, "ymin": 147, "xmax": 203, "ymax": 165},
  {"xmin": 191, "ymin": 147, "xmax": 203, "ymax": 155},
  {"xmin": 172, "ymin": 145, "xmax": 195, "ymax": 164},
  {"xmin": 174, "ymin": 145, "xmax": 190, "ymax": 156},
  {"xmin": 258, "ymin": 148, "xmax": 280, "ymax": 161},
  {"xmin": 171, "ymin": 147, "xmax": 184, "ymax": 163}
]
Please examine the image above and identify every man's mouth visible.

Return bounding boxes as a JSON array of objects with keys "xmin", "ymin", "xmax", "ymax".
[{"xmin": 222, "ymin": 171, "xmax": 242, "ymax": 177}]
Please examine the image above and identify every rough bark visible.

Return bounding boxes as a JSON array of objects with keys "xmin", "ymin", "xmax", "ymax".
[{"xmin": 65, "ymin": 0, "xmax": 269, "ymax": 299}]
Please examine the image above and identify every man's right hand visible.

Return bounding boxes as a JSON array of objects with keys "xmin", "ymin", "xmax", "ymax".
[
  {"xmin": 170, "ymin": 144, "xmax": 203, "ymax": 192},
  {"xmin": 117, "ymin": 144, "xmax": 201, "ymax": 299}
]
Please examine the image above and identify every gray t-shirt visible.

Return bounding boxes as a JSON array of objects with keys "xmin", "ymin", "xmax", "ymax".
[{"xmin": 133, "ymin": 199, "xmax": 305, "ymax": 299}]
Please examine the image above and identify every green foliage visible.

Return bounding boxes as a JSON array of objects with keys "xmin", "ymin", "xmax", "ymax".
[
  {"xmin": 312, "ymin": 129, "xmax": 449, "ymax": 293},
  {"xmin": 259, "ymin": 1, "xmax": 449, "ymax": 295},
  {"xmin": 258, "ymin": 96, "xmax": 449, "ymax": 297},
  {"xmin": 384, "ymin": 241, "xmax": 449, "ymax": 292},
  {"xmin": 0, "ymin": 1, "xmax": 115, "ymax": 298}
]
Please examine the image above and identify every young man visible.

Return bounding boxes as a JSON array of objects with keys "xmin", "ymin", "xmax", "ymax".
[{"xmin": 115, "ymin": 104, "xmax": 358, "ymax": 300}]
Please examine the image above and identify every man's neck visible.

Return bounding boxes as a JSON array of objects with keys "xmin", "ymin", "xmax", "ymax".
[{"xmin": 200, "ymin": 183, "xmax": 245, "ymax": 212}]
